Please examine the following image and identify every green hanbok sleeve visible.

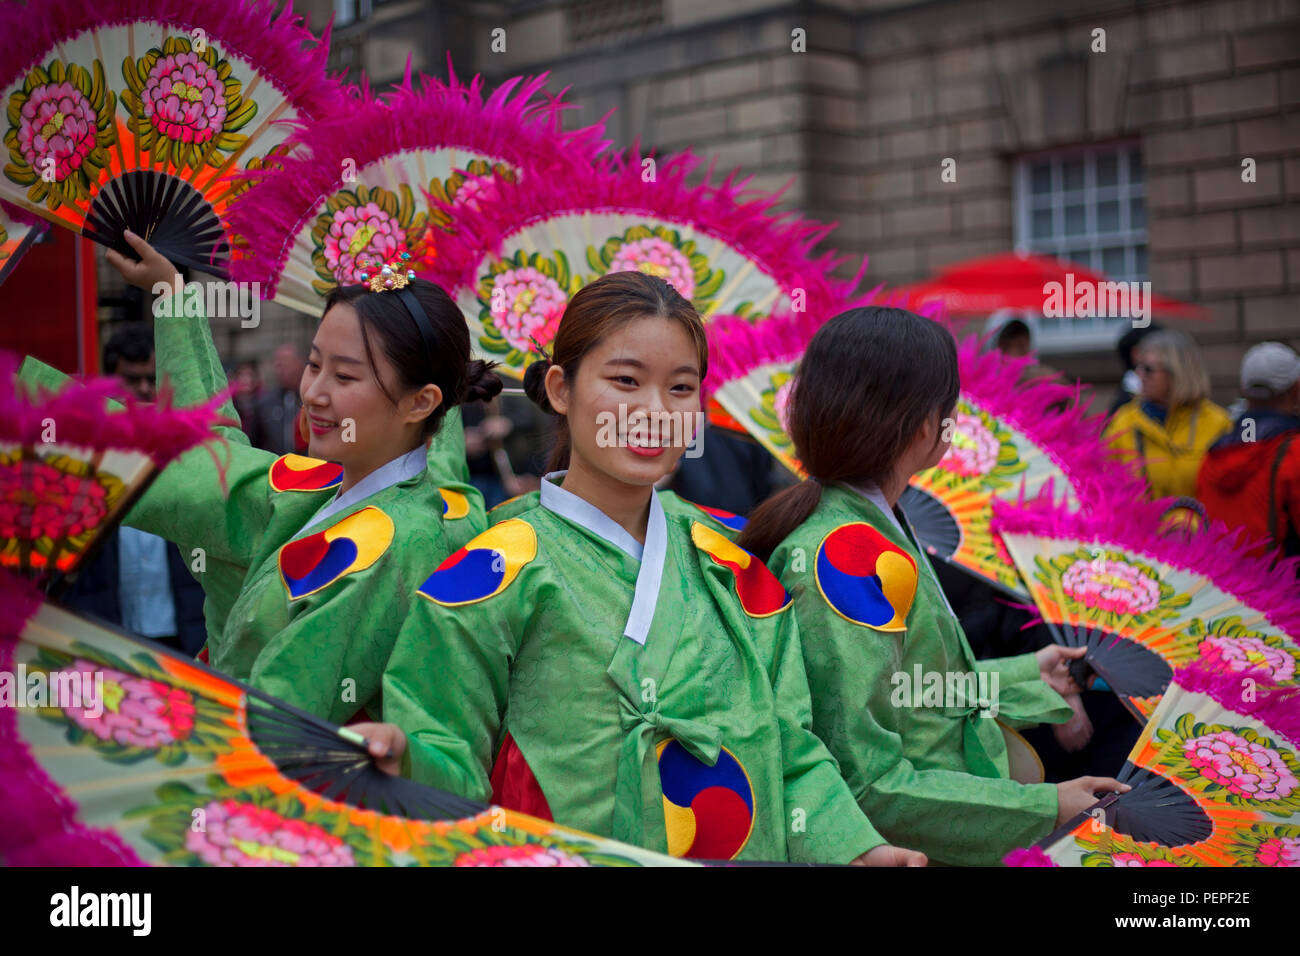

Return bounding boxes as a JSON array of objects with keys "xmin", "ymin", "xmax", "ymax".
[
  {"xmin": 247, "ymin": 512, "xmax": 440, "ymax": 725},
  {"xmin": 975, "ymin": 653, "xmax": 1072, "ymax": 730},
  {"xmin": 773, "ymin": 544, "xmax": 1060, "ymax": 867},
  {"xmin": 380, "ymin": 520, "xmax": 533, "ymax": 800},
  {"xmin": 760, "ymin": 601, "xmax": 888, "ymax": 864}
]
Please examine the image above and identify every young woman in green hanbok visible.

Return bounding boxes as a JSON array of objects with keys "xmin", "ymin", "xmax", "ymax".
[
  {"xmin": 355, "ymin": 272, "xmax": 924, "ymax": 865},
  {"xmin": 736, "ymin": 306, "xmax": 1130, "ymax": 866},
  {"xmin": 81, "ymin": 231, "xmax": 501, "ymax": 724}
]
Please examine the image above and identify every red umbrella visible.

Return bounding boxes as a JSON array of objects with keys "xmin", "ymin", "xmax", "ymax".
[{"xmin": 894, "ymin": 252, "xmax": 1206, "ymax": 319}]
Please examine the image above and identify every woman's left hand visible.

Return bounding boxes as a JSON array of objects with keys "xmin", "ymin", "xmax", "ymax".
[
  {"xmin": 852, "ymin": 844, "xmax": 928, "ymax": 867},
  {"xmin": 1036, "ymin": 644, "xmax": 1086, "ymax": 696},
  {"xmin": 104, "ymin": 229, "xmax": 180, "ymax": 292}
]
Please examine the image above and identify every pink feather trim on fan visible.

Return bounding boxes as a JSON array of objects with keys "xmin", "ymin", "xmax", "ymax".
[
  {"xmin": 227, "ymin": 62, "xmax": 611, "ymax": 294},
  {"xmin": 1002, "ymin": 846, "xmax": 1059, "ymax": 867},
  {"xmin": 992, "ymin": 491, "xmax": 1300, "ymax": 640},
  {"xmin": 429, "ymin": 145, "xmax": 868, "ymax": 323},
  {"xmin": 0, "ymin": 0, "xmax": 347, "ymax": 121},
  {"xmin": 1, "ymin": 351, "xmax": 232, "ymax": 469},
  {"xmin": 1170, "ymin": 655, "xmax": 1300, "ymax": 749},
  {"xmin": 0, "ymin": 570, "xmax": 146, "ymax": 866}
]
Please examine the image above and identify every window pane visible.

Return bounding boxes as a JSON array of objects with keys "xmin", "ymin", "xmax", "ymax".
[
  {"xmin": 1032, "ymin": 208, "xmax": 1054, "ymax": 238},
  {"xmin": 1031, "ymin": 163, "xmax": 1052, "ymax": 194},
  {"xmin": 1102, "ymin": 247, "xmax": 1126, "ymax": 276},
  {"xmin": 1097, "ymin": 200, "xmax": 1120, "ymax": 232},
  {"xmin": 1135, "ymin": 245, "xmax": 1148, "ymax": 277},
  {"xmin": 1063, "ymin": 248, "xmax": 1092, "ymax": 269},
  {"xmin": 1064, "ymin": 204, "xmax": 1086, "ymax": 235},
  {"xmin": 1129, "ymin": 151, "xmax": 1143, "ymax": 184},
  {"xmin": 1062, "ymin": 159, "xmax": 1085, "ymax": 191},
  {"xmin": 1129, "ymin": 198, "xmax": 1146, "ymax": 230},
  {"xmin": 1096, "ymin": 155, "xmax": 1118, "ymax": 187}
]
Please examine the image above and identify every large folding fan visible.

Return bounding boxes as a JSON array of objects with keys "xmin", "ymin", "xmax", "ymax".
[
  {"xmin": 431, "ymin": 147, "xmax": 868, "ymax": 379},
  {"xmin": 0, "ymin": 575, "xmax": 685, "ymax": 867},
  {"xmin": 0, "ymin": 0, "xmax": 347, "ymax": 277},
  {"xmin": 995, "ymin": 492, "xmax": 1300, "ymax": 721},
  {"xmin": 1006, "ymin": 659, "xmax": 1300, "ymax": 867},
  {"xmin": 1, "ymin": 351, "xmax": 226, "ymax": 586},
  {"xmin": 902, "ymin": 336, "xmax": 1144, "ymax": 600},
  {"xmin": 227, "ymin": 64, "xmax": 610, "ymax": 315}
]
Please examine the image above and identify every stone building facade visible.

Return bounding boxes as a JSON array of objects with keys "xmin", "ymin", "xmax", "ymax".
[{"xmin": 305, "ymin": 0, "xmax": 1298, "ymax": 403}]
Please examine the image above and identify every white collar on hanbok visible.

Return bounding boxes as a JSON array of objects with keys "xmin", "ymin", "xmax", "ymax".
[
  {"xmin": 540, "ymin": 470, "xmax": 667, "ymax": 646},
  {"xmin": 298, "ymin": 445, "xmax": 427, "ymax": 537},
  {"xmin": 844, "ymin": 478, "xmax": 957, "ymax": 618}
]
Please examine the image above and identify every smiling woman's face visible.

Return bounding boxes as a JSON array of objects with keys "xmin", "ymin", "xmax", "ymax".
[
  {"xmin": 300, "ymin": 303, "xmax": 430, "ymax": 483},
  {"xmin": 546, "ymin": 315, "xmax": 703, "ymax": 490}
]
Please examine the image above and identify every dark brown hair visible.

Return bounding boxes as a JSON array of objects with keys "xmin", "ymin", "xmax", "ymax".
[
  {"xmin": 522, "ymin": 271, "xmax": 708, "ymax": 472},
  {"xmin": 737, "ymin": 306, "xmax": 960, "ymax": 560},
  {"xmin": 323, "ymin": 278, "xmax": 502, "ymax": 439}
]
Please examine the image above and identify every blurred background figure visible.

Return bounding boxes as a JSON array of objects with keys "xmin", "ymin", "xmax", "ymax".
[
  {"xmin": 230, "ymin": 359, "xmax": 265, "ymax": 448},
  {"xmin": 1107, "ymin": 323, "xmax": 1164, "ymax": 416},
  {"xmin": 669, "ymin": 419, "xmax": 776, "ymax": 517},
  {"xmin": 1198, "ymin": 341, "xmax": 1300, "ymax": 565},
  {"xmin": 61, "ymin": 325, "xmax": 207, "ymax": 656},
  {"xmin": 462, "ymin": 397, "xmax": 517, "ymax": 509},
  {"xmin": 983, "ymin": 309, "xmax": 1058, "ymax": 387},
  {"xmin": 256, "ymin": 343, "xmax": 306, "ymax": 455},
  {"xmin": 1104, "ymin": 329, "xmax": 1231, "ymax": 499},
  {"xmin": 101, "ymin": 324, "xmax": 157, "ymax": 402}
]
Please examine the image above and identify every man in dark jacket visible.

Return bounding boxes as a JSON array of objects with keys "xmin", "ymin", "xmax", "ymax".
[{"xmin": 1197, "ymin": 341, "xmax": 1300, "ymax": 563}]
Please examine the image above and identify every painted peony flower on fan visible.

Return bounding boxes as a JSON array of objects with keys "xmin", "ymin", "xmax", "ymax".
[
  {"xmin": 606, "ymin": 236, "xmax": 697, "ymax": 301},
  {"xmin": 938, "ymin": 413, "xmax": 1000, "ymax": 479},
  {"xmin": 1061, "ymin": 556, "xmax": 1162, "ymax": 617},
  {"xmin": 1198, "ymin": 635, "xmax": 1298, "ymax": 682},
  {"xmin": 1184, "ymin": 730, "xmax": 1299, "ymax": 802},
  {"xmin": 142, "ymin": 51, "xmax": 228, "ymax": 145},
  {"xmin": 489, "ymin": 266, "xmax": 568, "ymax": 351},
  {"xmin": 321, "ymin": 205, "xmax": 405, "ymax": 286},
  {"xmin": 185, "ymin": 800, "xmax": 357, "ymax": 867},
  {"xmin": 62, "ymin": 660, "xmax": 197, "ymax": 749},
  {"xmin": 454, "ymin": 844, "xmax": 592, "ymax": 867}
]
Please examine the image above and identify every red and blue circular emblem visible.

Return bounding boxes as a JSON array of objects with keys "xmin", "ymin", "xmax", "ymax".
[
  {"xmin": 689, "ymin": 522, "xmax": 790, "ymax": 617},
  {"xmin": 658, "ymin": 739, "xmax": 754, "ymax": 860},
  {"xmin": 814, "ymin": 523, "xmax": 917, "ymax": 631},
  {"xmin": 278, "ymin": 506, "xmax": 394, "ymax": 600},
  {"xmin": 268, "ymin": 454, "xmax": 343, "ymax": 492},
  {"xmin": 417, "ymin": 518, "xmax": 537, "ymax": 606},
  {"xmin": 692, "ymin": 501, "xmax": 747, "ymax": 533}
]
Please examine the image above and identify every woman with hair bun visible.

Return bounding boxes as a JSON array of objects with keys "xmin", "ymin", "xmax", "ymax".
[
  {"xmin": 85, "ymin": 231, "xmax": 501, "ymax": 724},
  {"xmin": 355, "ymin": 271, "xmax": 924, "ymax": 865},
  {"xmin": 737, "ymin": 306, "xmax": 1130, "ymax": 866}
]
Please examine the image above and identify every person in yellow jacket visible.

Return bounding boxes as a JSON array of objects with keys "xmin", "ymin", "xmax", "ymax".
[{"xmin": 1105, "ymin": 329, "xmax": 1232, "ymax": 499}]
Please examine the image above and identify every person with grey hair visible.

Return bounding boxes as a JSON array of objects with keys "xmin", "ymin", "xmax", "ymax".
[
  {"xmin": 1103, "ymin": 329, "xmax": 1232, "ymax": 499},
  {"xmin": 1197, "ymin": 341, "xmax": 1300, "ymax": 564}
]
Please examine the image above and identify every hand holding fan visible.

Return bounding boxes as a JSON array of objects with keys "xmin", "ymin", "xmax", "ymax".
[
  {"xmin": 1007, "ymin": 658, "xmax": 1300, "ymax": 867},
  {"xmin": 995, "ymin": 492, "xmax": 1300, "ymax": 720},
  {"xmin": 0, "ymin": 574, "xmax": 687, "ymax": 867},
  {"xmin": 0, "ymin": 0, "xmax": 346, "ymax": 277},
  {"xmin": 227, "ymin": 64, "xmax": 610, "ymax": 315}
]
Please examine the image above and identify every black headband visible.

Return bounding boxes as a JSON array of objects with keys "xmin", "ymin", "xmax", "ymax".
[{"xmin": 395, "ymin": 286, "xmax": 437, "ymax": 368}]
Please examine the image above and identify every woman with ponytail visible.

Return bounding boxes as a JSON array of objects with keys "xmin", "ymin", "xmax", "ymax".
[
  {"xmin": 737, "ymin": 306, "xmax": 1130, "ymax": 866},
  {"xmin": 67, "ymin": 232, "xmax": 501, "ymax": 724},
  {"xmin": 355, "ymin": 271, "xmax": 923, "ymax": 865}
]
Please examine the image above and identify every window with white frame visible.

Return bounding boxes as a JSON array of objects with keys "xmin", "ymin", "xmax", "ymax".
[{"xmin": 1013, "ymin": 143, "xmax": 1147, "ymax": 352}]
